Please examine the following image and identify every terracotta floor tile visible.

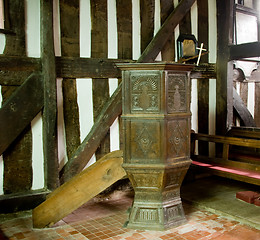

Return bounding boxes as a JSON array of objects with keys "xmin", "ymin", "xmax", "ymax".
[{"xmin": 0, "ymin": 191, "xmax": 259, "ymax": 240}]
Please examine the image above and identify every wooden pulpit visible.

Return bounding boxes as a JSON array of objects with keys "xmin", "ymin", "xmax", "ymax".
[{"xmin": 117, "ymin": 62, "xmax": 194, "ymax": 231}]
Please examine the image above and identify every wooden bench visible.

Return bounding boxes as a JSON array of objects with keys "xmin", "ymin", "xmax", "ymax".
[
  {"xmin": 190, "ymin": 131, "xmax": 260, "ymax": 186},
  {"xmin": 227, "ymin": 127, "xmax": 260, "ymax": 164}
]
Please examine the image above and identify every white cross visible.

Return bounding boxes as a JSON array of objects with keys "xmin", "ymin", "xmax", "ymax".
[{"xmin": 196, "ymin": 43, "xmax": 207, "ymax": 66}]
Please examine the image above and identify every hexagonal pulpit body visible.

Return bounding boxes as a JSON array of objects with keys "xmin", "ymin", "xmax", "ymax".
[{"xmin": 117, "ymin": 62, "xmax": 194, "ymax": 231}]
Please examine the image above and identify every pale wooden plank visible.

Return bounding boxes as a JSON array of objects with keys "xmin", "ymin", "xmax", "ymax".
[{"xmin": 33, "ymin": 150, "xmax": 126, "ymax": 228}]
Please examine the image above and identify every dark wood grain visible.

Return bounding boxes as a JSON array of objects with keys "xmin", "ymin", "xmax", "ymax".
[
  {"xmin": 229, "ymin": 42, "xmax": 260, "ymax": 60},
  {"xmin": 0, "ymin": 74, "xmax": 43, "ymax": 156},
  {"xmin": 216, "ymin": 0, "xmax": 234, "ymax": 135},
  {"xmin": 2, "ymin": 0, "xmax": 33, "ymax": 194},
  {"xmin": 160, "ymin": 0, "xmax": 175, "ymax": 61},
  {"xmin": 233, "ymin": 88, "xmax": 256, "ymax": 127},
  {"xmin": 140, "ymin": 0, "xmax": 155, "ymax": 53},
  {"xmin": 137, "ymin": 0, "xmax": 196, "ymax": 63},
  {"xmin": 197, "ymin": 0, "xmax": 209, "ymax": 155},
  {"xmin": 40, "ymin": 0, "xmax": 60, "ymax": 190},
  {"xmin": 91, "ymin": 0, "xmax": 110, "ymax": 161},
  {"xmin": 60, "ymin": 84, "xmax": 122, "ymax": 183},
  {"xmin": 60, "ymin": 0, "xmax": 81, "ymax": 161}
]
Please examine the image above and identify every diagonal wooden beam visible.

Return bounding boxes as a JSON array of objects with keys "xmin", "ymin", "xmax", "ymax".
[
  {"xmin": 60, "ymin": 0, "xmax": 196, "ymax": 182},
  {"xmin": 137, "ymin": 0, "xmax": 196, "ymax": 63},
  {"xmin": 60, "ymin": 84, "xmax": 122, "ymax": 183},
  {"xmin": 233, "ymin": 88, "xmax": 256, "ymax": 127},
  {"xmin": 0, "ymin": 73, "xmax": 44, "ymax": 156}
]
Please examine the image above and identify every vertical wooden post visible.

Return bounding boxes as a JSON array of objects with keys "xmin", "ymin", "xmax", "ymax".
[
  {"xmin": 91, "ymin": 0, "xmax": 110, "ymax": 160},
  {"xmin": 117, "ymin": 0, "xmax": 132, "ymax": 149},
  {"xmin": 160, "ymin": 0, "xmax": 175, "ymax": 61},
  {"xmin": 178, "ymin": 0, "xmax": 191, "ymax": 34},
  {"xmin": 2, "ymin": 0, "xmax": 33, "ymax": 194},
  {"xmin": 40, "ymin": 0, "xmax": 59, "ymax": 190},
  {"xmin": 117, "ymin": 0, "xmax": 132, "ymax": 60},
  {"xmin": 255, "ymin": 82, "xmax": 260, "ymax": 127},
  {"xmin": 197, "ymin": 0, "xmax": 209, "ymax": 155},
  {"xmin": 60, "ymin": 0, "xmax": 81, "ymax": 161},
  {"xmin": 254, "ymin": 1, "xmax": 260, "ymax": 127},
  {"xmin": 222, "ymin": 143, "xmax": 229, "ymax": 160},
  {"xmin": 216, "ymin": 0, "xmax": 234, "ymax": 136},
  {"xmin": 140, "ymin": 0, "xmax": 155, "ymax": 53}
]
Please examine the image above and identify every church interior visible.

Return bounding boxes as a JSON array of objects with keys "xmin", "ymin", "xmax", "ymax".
[{"xmin": 0, "ymin": 0, "xmax": 259, "ymax": 239}]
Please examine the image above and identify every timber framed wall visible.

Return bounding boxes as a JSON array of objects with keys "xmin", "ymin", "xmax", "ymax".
[{"xmin": 0, "ymin": 0, "xmax": 259, "ymax": 212}]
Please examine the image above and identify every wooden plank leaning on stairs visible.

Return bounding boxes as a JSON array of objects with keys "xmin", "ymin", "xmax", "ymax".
[
  {"xmin": 191, "ymin": 132, "xmax": 260, "ymax": 186},
  {"xmin": 33, "ymin": 150, "xmax": 125, "ymax": 228}
]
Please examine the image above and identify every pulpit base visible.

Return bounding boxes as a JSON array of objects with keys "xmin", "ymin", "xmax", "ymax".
[
  {"xmin": 126, "ymin": 200, "xmax": 187, "ymax": 231},
  {"xmin": 124, "ymin": 162, "xmax": 190, "ymax": 231}
]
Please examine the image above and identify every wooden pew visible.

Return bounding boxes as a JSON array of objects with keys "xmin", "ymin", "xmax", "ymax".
[
  {"xmin": 227, "ymin": 127, "xmax": 260, "ymax": 164},
  {"xmin": 190, "ymin": 132, "xmax": 260, "ymax": 186}
]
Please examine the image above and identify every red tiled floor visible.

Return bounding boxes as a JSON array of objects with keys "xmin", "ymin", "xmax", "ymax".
[{"xmin": 0, "ymin": 190, "xmax": 259, "ymax": 240}]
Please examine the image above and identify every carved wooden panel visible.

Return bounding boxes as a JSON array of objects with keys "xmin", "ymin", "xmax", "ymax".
[
  {"xmin": 167, "ymin": 118, "xmax": 190, "ymax": 159},
  {"xmin": 129, "ymin": 72, "xmax": 161, "ymax": 113},
  {"xmin": 167, "ymin": 73, "xmax": 189, "ymax": 113},
  {"xmin": 128, "ymin": 120, "xmax": 161, "ymax": 163},
  {"xmin": 135, "ymin": 208, "xmax": 159, "ymax": 223}
]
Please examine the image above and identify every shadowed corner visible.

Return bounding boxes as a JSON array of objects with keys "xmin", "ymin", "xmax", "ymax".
[{"xmin": 0, "ymin": 229, "xmax": 8, "ymax": 240}]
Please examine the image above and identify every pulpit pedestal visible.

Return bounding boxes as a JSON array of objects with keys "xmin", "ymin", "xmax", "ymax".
[{"xmin": 117, "ymin": 63, "xmax": 194, "ymax": 231}]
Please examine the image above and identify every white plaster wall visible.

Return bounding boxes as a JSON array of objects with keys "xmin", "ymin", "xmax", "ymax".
[
  {"xmin": 132, "ymin": 0, "xmax": 141, "ymax": 60},
  {"xmin": 190, "ymin": 1, "xmax": 198, "ymax": 134},
  {"xmin": 247, "ymin": 82, "xmax": 255, "ymax": 117},
  {"xmin": 174, "ymin": 0, "xmax": 180, "ymax": 62},
  {"xmin": 107, "ymin": 0, "xmax": 120, "ymax": 153},
  {"xmin": 25, "ymin": 0, "xmax": 45, "ymax": 190}
]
